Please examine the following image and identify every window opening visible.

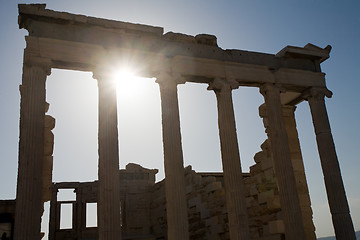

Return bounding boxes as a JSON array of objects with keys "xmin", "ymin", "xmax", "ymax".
[
  {"xmin": 86, "ymin": 202, "xmax": 97, "ymax": 228},
  {"xmin": 60, "ymin": 203, "xmax": 73, "ymax": 230}
]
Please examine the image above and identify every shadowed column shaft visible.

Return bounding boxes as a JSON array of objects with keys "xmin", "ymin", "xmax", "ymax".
[
  {"xmin": 14, "ymin": 64, "xmax": 48, "ymax": 240},
  {"xmin": 48, "ymin": 188, "xmax": 57, "ymax": 239},
  {"xmin": 307, "ymin": 89, "xmax": 356, "ymax": 240},
  {"xmin": 158, "ymin": 78, "xmax": 189, "ymax": 240},
  {"xmin": 75, "ymin": 187, "xmax": 82, "ymax": 237},
  {"xmin": 261, "ymin": 84, "xmax": 306, "ymax": 240},
  {"xmin": 213, "ymin": 82, "xmax": 250, "ymax": 240},
  {"xmin": 281, "ymin": 106, "xmax": 316, "ymax": 240},
  {"xmin": 97, "ymin": 77, "xmax": 121, "ymax": 240}
]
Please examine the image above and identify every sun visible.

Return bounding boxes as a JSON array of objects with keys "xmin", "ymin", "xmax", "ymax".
[
  {"xmin": 111, "ymin": 67, "xmax": 145, "ymax": 99},
  {"xmin": 112, "ymin": 68, "xmax": 135, "ymax": 82}
]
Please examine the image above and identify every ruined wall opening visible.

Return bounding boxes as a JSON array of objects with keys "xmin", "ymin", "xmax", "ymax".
[
  {"xmin": 46, "ymin": 69, "xmax": 99, "ymax": 183},
  {"xmin": 178, "ymin": 83, "xmax": 221, "ymax": 173},
  {"xmin": 115, "ymin": 75, "xmax": 164, "ymax": 181},
  {"xmin": 232, "ymin": 87, "xmax": 267, "ymax": 171},
  {"xmin": 178, "ymin": 83, "xmax": 266, "ymax": 174},
  {"xmin": 42, "ymin": 69, "xmax": 99, "ymax": 238},
  {"xmin": 294, "ymin": 101, "xmax": 334, "ymax": 237}
]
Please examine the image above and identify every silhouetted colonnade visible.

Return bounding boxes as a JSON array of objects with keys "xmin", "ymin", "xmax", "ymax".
[{"xmin": 14, "ymin": 4, "xmax": 356, "ymax": 240}]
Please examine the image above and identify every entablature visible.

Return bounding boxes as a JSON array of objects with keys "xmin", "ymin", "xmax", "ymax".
[
  {"xmin": 19, "ymin": 4, "xmax": 331, "ymax": 105},
  {"xmin": 19, "ymin": 4, "xmax": 330, "ymax": 72}
]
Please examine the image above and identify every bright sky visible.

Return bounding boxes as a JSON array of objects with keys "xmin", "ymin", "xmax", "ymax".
[{"xmin": 0, "ymin": 0, "xmax": 359, "ymax": 238}]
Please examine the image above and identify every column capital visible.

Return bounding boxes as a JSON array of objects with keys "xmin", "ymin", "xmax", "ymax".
[
  {"xmin": 207, "ymin": 78, "xmax": 239, "ymax": 93},
  {"xmin": 155, "ymin": 71, "xmax": 186, "ymax": 86},
  {"xmin": 281, "ymin": 105, "xmax": 297, "ymax": 117},
  {"xmin": 92, "ymin": 68, "xmax": 113, "ymax": 81},
  {"xmin": 259, "ymin": 83, "xmax": 285, "ymax": 96},
  {"xmin": 23, "ymin": 55, "xmax": 52, "ymax": 76},
  {"xmin": 303, "ymin": 87, "xmax": 333, "ymax": 101}
]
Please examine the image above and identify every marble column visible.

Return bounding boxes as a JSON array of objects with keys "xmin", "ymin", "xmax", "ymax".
[
  {"xmin": 75, "ymin": 187, "xmax": 82, "ymax": 238},
  {"xmin": 156, "ymin": 72, "xmax": 189, "ymax": 240},
  {"xmin": 208, "ymin": 78, "xmax": 250, "ymax": 240},
  {"xmin": 94, "ymin": 71, "xmax": 122, "ymax": 240},
  {"xmin": 305, "ymin": 87, "xmax": 356, "ymax": 240},
  {"xmin": 14, "ymin": 60, "xmax": 51, "ymax": 240},
  {"xmin": 281, "ymin": 106, "xmax": 316, "ymax": 240},
  {"xmin": 48, "ymin": 187, "xmax": 58, "ymax": 240},
  {"xmin": 260, "ymin": 83, "xmax": 306, "ymax": 240}
]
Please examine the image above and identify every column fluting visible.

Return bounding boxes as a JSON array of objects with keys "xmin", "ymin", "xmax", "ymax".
[
  {"xmin": 157, "ymin": 72, "xmax": 189, "ymax": 240},
  {"xmin": 260, "ymin": 83, "xmax": 306, "ymax": 240},
  {"xmin": 94, "ymin": 71, "xmax": 122, "ymax": 240},
  {"xmin": 305, "ymin": 87, "xmax": 356, "ymax": 240},
  {"xmin": 208, "ymin": 78, "xmax": 250, "ymax": 240},
  {"xmin": 14, "ymin": 61, "xmax": 50, "ymax": 240}
]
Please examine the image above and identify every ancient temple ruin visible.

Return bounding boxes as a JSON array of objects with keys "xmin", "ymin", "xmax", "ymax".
[{"xmin": 8, "ymin": 3, "xmax": 357, "ymax": 240}]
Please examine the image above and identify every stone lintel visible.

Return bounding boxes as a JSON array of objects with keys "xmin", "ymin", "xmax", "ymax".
[
  {"xmin": 23, "ymin": 35, "xmax": 326, "ymax": 86},
  {"xmin": 52, "ymin": 182, "xmax": 81, "ymax": 189}
]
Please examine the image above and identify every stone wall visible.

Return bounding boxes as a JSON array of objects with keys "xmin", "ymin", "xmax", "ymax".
[
  {"xmin": 119, "ymin": 163, "xmax": 158, "ymax": 237},
  {"xmin": 245, "ymin": 139, "xmax": 284, "ymax": 239},
  {"xmin": 43, "ymin": 103, "xmax": 55, "ymax": 202},
  {"xmin": 150, "ymin": 162, "xmax": 282, "ymax": 240},
  {"xmin": 259, "ymin": 104, "xmax": 316, "ymax": 240},
  {"xmin": 149, "ymin": 179, "xmax": 167, "ymax": 239},
  {"xmin": 150, "ymin": 163, "xmax": 284, "ymax": 240},
  {"xmin": 148, "ymin": 103, "xmax": 317, "ymax": 240},
  {"xmin": 49, "ymin": 164, "xmax": 158, "ymax": 240},
  {"xmin": 150, "ymin": 167, "xmax": 230, "ymax": 240},
  {"xmin": 47, "ymin": 146, "xmax": 315, "ymax": 240},
  {"xmin": 150, "ymin": 146, "xmax": 314, "ymax": 240}
]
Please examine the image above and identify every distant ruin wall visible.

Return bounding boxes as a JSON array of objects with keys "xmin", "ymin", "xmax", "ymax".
[
  {"xmin": 147, "ymin": 106, "xmax": 316, "ymax": 240},
  {"xmin": 150, "ymin": 149, "xmax": 314, "ymax": 240},
  {"xmin": 48, "ymin": 151, "xmax": 315, "ymax": 240}
]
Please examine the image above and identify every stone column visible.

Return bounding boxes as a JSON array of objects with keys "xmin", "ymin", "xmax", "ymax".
[
  {"xmin": 156, "ymin": 72, "xmax": 189, "ymax": 240},
  {"xmin": 208, "ymin": 78, "xmax": 250, "ymax": 240},
  {"xmin": 260, "ymin": 83, "xmax": 306, "ymax": 240},
  {"xmin": 93, "ymin": 71, "xmax": 122, "ymax": 240},
  {"xmin": 48, "ymin": 187, "xmax": 58, "ymax": 240},
  {"xmin": 14, "ymin": 59, "xmax": 51, "ymax": 240},
  {"xmin": 281, "ymin": 106, "xmax": 316, "ymax": 240},
  {"xmin": 75, "ymin": 187, "xmax": 82, "ymax": 238},
  {"xmin": 305, "ymin": 87, "xmax": 356, "ymax": 240}
]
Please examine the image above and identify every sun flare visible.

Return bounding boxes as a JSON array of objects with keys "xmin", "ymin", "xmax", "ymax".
[
  {"xmin": 112, "ymin": 68, "xmax": 145, "ymax": 99},
  {"xmin": 112, "ymin": 68, "xmax": 135, "ymax": 82}
]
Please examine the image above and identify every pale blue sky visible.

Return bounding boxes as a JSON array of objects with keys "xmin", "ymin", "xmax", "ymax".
[{"xmin": 0, "ymin": 0, "xmax": 359, "ymax": 238}]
